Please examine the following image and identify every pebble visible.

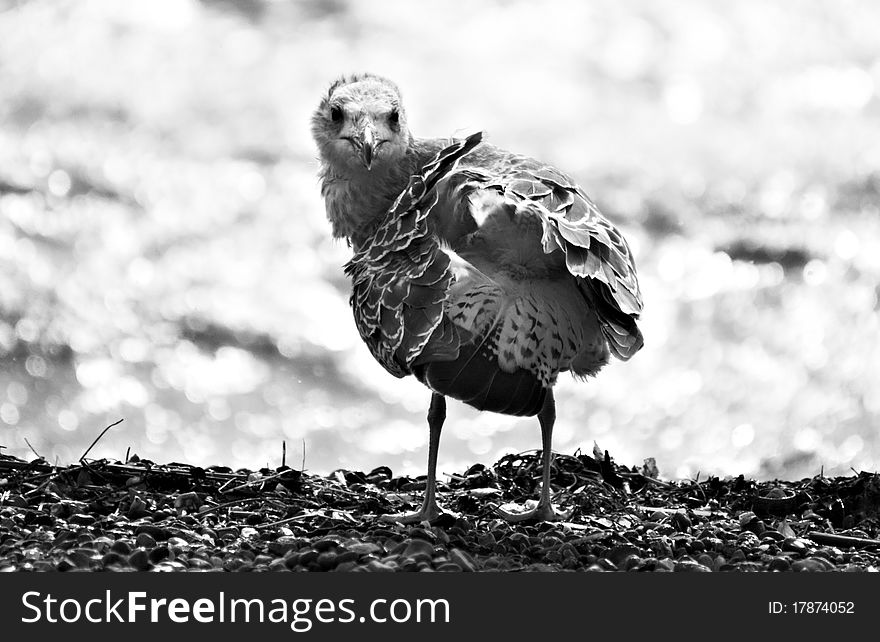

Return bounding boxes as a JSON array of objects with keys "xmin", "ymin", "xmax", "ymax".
[
  {"xmin": 449, "ymin": 548, "xmax": 476, "ymax": 572},
  {"xmin": 68, "ymin": 513, "xmax": 95, "ymax": 526},
  {"xmin": 67, "ymin": 549, "xmax": 94, "ymax": 568},
  {"xmin": 135, "ymin": 532, "xmax": 157, "ymax": 549},
  {"xmin": 768, "ymin": 557, "xmax": 791, "ymax": 572},
  {"xmin": 782, "ymin": 538, "xmax": 807, "ymax": 553},
  {"xmin": 671, "ymin": 512, "xmax": 691, "ymax": 532},
  {"xmin": 317, "ymin": 552, "xmax": 338, "ymax": 570},
  {"xmin": 347, "ymin": 542, "xmax": 382, "ymax": 556},
  {"xmin": 148, "ymin": 546, "xmax": 171, "ymax": 564},
  {"xmin": 314, "ymin": 537, "xmax": 341, "ymax": 552},
  {"xmin": 187, "ymin": 558, "xmax": 215, "ymax": 570},
  {"xmin": 675, "ymin": 560, "xmax": 711, "ymax": 572},
  {"xmin": 111, "ymin": 540, "xmax": 132, "ymax": 555},
  {"xmin": 129, "ymin": 549, "xmax": 152, "ymax": 571},
  {"xmin": 605, "ymin": 544, "xmax": 641, "ymax": 568},
  {"xmin": 335, "ymin": 551, "xmax": 360, "ymax": 565},
  {"xmin": 135, "ymin": 525, "xmax": 168, "ymax": 541},
  {"xmin": 268, "ymin": 536, "xmax": 301, "ymax": 556},
  {"xmin": 791, "ymin": 559, "xmax": 827, "ymax": 572},
  {"xmin": 402, "ymin": 538, "xmax": 435, "ymax": 558},
  {"xmin": 101, "ymin": 552, "xmax": 128, "ymax": 568}
]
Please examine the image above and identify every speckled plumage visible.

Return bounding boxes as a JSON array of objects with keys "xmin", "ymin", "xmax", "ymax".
[
  {"xmin": 313, "ymin": 74, "xmax": 644, "ymax": 521},
  {"xmin": 341, "ymin": 131, "xmax": 643, "ymax": 407}
]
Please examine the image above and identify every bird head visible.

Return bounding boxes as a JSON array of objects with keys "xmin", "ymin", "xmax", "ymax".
[{"xmin": 312, "ymin": 74, "xmax": 411, "ymax": 173}]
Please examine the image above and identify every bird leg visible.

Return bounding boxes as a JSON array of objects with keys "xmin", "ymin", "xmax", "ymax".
[
  {"xmin": 380, "ymin": 393, "xmax": 447, "ymax": 524},
  {"xmin": 496, "ymin": 389, "xmax": 571, "ymax": 522}
]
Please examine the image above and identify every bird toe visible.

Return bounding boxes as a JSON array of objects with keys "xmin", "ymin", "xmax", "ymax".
[{"xmin": 495, "ymin": 500, "xmax": 572, "ymax": 523}]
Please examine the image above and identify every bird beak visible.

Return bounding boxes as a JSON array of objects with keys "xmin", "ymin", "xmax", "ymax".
[{"xmin": 360, "ymin": 125, "xmax": 376, "ymax": 170}]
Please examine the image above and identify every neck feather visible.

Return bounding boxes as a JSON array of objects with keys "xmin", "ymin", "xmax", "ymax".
[{"xmin": 318, "ymin": 138, "xmax": 444, "ymax": 249}]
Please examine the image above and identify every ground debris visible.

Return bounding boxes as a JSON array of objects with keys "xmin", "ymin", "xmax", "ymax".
[{"xmin": 1, "ymin": 450, "xmax": 878, "ymax": 572}]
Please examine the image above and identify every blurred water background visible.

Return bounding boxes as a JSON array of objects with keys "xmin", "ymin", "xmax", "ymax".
[{"xmin": 1, "ymin": 0, "xmax": 879, "ymax": 481}]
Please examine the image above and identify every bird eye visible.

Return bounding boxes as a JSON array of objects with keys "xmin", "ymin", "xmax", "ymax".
[
  {"xmin": 330, "ymin": 105, "xmax": 343, "ymax": 123},
  {"xmin": 388, "ymin": 109, "xmax": 400, "ymax": 127}
]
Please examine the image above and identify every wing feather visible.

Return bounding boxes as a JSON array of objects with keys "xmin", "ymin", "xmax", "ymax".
[
  {"xmin": 455, "ymin": 158, "xmax": 644, "ymax": 360},
  {"xmin": 344, "ymin": 132, "xmax": 483, "ymax": 376}
]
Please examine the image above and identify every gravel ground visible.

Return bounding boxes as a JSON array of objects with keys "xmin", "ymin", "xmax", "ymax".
[{"xmin": 1, "ymin": 449, "xmax": 879, "ymax": 572}]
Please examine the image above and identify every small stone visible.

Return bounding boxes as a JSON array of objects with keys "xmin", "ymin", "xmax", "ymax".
[
  {"xmin": 299, "ymin": 550, "xmax": 319, "ymax": 566},
  {"xmin": 404, "ymin": 551, "xmax": 433, "ymax": 566},
  {"xmin": 111, "ymin": 540, "xmax": 132, "ymax": 556},
  {"xmin": 366, "ymin": 560, "xmax": 395, "ymax": 572},
  {"xmin": 737, "ymin": 531, "xmax": 760, "ymax": 546},
  {"xmin": 729, "ymin": 549, "xmax": 747, "ymax": 563},
  {"xmin": 476, "ymin": 532, "xmax": 496, "ymax": 547},
  {"xmin": 605, "ymin": 545, "xmax": 641, "ymax": 568},
  {"xmin": 268, "ymin": 536, "xmax": 301, "ymax": 556},
  {"xmin": 792, "ymin": 559, "xmax": 827, "ymax": 572},
  {"xmin": 68, "ymin": 513, "xmax": 95, "ymax": 526},
  {"xmin": 782, "ymin": 538, "xmax": 807, "ymax": 553},
  {"xmin": 135, "ymin": 532, "xmax": 157, "ymax": 549},
  {"xmin": 129, "ymin": 549, "xmax": 152, "ymax": 571},
  {"xmin": 135, "ymin": 525, "xmax": 168, "ymax": 541},
  {"xmin": 759, "ymin": 530, "xmax": 784, "ymax": 542},
  {"xmin": 67, "ymin": 549, "xmax": 94, "ymax": 569},
  {"xmin": 671, "ymin": 512, "xmax": 691, "ymax": 532},
  {"xmin": 348, "ymin": 542, "xmax": 382, "ymax": 556},
  {"xmin": 674, "ymin": 560, "xmax": 711, "ymax": 572},
  {"xmin": 768, "ymin": 557, "xmax": 791, "ymax": 572},
  {"xmin": 186, "ymin": 558, "xmax": 215, "ymax": 570},
  {"xmin": 335, "ymin": 551, "xmax": 359, "ymax": 565},
  {"xmin": 409, "ymin": 527, "xmax": 434, "ymax": 542},
  {"xmin": 449, "ymin": 548, "xmax": 476, "ymax": 572},
  {"xmin": 436, "ymin": 562, "xmax": 462, "ymax": 572},
  {"xmin": 402, "ymin": 538, "xmax": 435, "ymax": 558},
  {"xmin": 317, "ymin": 552, "xmax": 338, "ymax": 570},
  {"xmin": 127, "ymin": 496, "xmax": 150, "ymax": 519},
  {"xmin": 101, "ymin": 552, "xmax": 128, "ymax": 568},
  {"xmin": 314, "ymin": 537, "xmax": 341, "ymax": 552},
  {"xmin": 148, "ymin": 546, "xmax": 171, "ymax": 564}
]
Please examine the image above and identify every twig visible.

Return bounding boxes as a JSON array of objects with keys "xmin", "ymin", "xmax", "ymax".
[
  {"xmin": 195, "ymin": 497, "xmax": 265, "ymax": 517},
  {"xmin": 220, "ymin": 468, "xmax": 300, "ymax": 494},
  {"xmin": 125, "ymin": 447, "xmax": 130, "ymax": 464},
  {"xmin": 636, "ymin": 505, "xmax": 721, "ymax": 518},
  {"xmin": 79, "ymin": 418, "xmax": 124, "ymax": 462},
  {"xmin": 301, "ymin": 439, "xmax": 306, "ymax": 472},
  {"xmin": 257, "ymin": 509, "xmax": 355, "ymax": 529},
  {"xmin": 808, "ymin": 532, "xmax": 880, "ymax": 549},
  {"xmin": 23, "ymin": 438, "xmax": 43, "ymax": 460},
  {"xmin": 282, "ymin": 440, "xmax": 286, "ymax": 468}
]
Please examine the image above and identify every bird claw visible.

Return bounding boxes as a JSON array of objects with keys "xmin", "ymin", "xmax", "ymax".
[
  {"xmin": 379, "ymin": 504, "xmax": 451, "ymax": 525},
  {"xmin": 495, "ymin": 500, "xmax": 573, "ymax": 523}
]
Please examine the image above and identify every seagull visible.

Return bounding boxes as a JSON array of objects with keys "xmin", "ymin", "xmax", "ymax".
[{"xmin": 312, "ymin": 73, "xmax": 643, "ymax": 523}]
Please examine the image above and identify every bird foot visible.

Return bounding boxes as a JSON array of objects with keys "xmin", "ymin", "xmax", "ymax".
[
  {"xmin": 495, "ymin": 500, "xmax": 572, "ymax": 523},
  {"xmin": 379, "ymin": 503, "xmax": 451, "ymax": 525}
]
